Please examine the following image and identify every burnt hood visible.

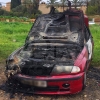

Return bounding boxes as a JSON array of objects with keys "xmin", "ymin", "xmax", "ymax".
[
  {"xmin": 25, "ymin": 11, "xmax": 84, "ymax": 47},
  {"xmin": 6, "ymin": 40, "xmax": 82, "ymax": 76}
]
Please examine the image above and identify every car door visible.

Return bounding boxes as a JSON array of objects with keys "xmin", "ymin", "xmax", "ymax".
[{"xmin": 84, "ymin": 26, "xmax": 93, "ymax": 60}]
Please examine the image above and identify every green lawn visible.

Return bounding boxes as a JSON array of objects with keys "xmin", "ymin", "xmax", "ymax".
[
  {"xmin": 0, "ymin": 22, "xmax": 100, "ymax": 66},
  {"xmin": 0, "ymin": 22, "xmax": 32, "ymax": 62},
  {"xmin": 90, "ymin": 24, "xmax": 100, "ymax": 66}
]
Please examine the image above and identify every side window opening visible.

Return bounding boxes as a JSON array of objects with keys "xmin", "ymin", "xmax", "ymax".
[{"xmin": 69, "ymin": 16, "xmax": 82, "ymax": 32}]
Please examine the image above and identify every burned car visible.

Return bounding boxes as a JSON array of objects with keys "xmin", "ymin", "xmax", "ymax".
[{"xmin": 5, "ymin": 9, "xmax": 93, "ymax": 95}]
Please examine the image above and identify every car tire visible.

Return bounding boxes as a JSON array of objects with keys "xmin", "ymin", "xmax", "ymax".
[{"xmin": 82, "ymin": 72, "xmax": 86, "ymax": 90}]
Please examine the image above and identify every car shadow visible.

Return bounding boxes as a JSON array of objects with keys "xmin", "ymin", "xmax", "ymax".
[{"xmin": 87, "ymin": 66, "xmax": 100, "ymax": 82}]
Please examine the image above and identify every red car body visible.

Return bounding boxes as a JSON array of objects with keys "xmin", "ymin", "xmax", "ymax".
[
  {"xmin": 13, "ymin": 46, "xmax": 88, "ymax": 95},
  {"xmin": 6, "ymin": 9, "xmax": 93, "ymax": 95}
]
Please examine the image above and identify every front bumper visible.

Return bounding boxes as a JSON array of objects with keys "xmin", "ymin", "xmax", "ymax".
[{"xmin": 12, "ymin": 72, "xmax": 84, "ymax": 95}]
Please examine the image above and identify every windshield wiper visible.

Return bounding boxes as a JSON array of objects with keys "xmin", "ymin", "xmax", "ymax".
[{"xmin": 43, "ymin": 36, "xmax": 68, "ymax": 39}]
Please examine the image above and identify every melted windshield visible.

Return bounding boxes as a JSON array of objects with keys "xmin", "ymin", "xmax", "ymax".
[{"xmin": 26, "ymin": 12, "xmax": 83, "ymax": 46}]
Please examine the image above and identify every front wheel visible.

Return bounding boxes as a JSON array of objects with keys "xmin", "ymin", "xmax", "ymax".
[{"xmin": 82, "ymin": 72, "xmax": 86, "ymax": 90}]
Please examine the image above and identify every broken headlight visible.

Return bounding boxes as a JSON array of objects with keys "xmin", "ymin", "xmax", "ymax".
[
  {"xmin": 51, "ymin": 65, "xmax": 80, "ymax": 75},
  {"xmin": 7, "ymin": 55, "xmax": 21, "ymax": 69},
  {"xmin": 6, "ymin": 55, "xmax": 22, "ymax": 78}
]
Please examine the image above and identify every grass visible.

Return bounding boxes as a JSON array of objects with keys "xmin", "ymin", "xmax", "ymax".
[
  {"xmin": 0, "ymin": 22, "xmax": 32, "ymax": 62},
  {"xmin": 0, "ymin": 22, "xmax": 100, "ymax": 66},
  {"xmin": 90, "ymin": 24, "xmax": 100, "ymax": 66}
]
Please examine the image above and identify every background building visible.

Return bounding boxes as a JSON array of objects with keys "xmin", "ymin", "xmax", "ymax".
[
  {"xmin": 2, "ymin": 2, "xmax": 11, "ymax": 12},
  {"xmin": 1, "ymin": 1, "xmax": 87, "ymax": 14}
]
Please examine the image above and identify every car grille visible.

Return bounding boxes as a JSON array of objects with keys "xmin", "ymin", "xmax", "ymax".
[
  {"xmin": 22, "ymin": 67, "xmax": 53, "ymax": 76},
  {"xmin": 21, "ymin": 61, "xmax": 53, "ymax": 76}
]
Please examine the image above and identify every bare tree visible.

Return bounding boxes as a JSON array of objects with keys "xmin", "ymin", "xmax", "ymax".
[
  {"xmin": 60, "ymin": 0, "xmax": 67, "ymax": 11},
  {"xmin": 71, "ymin": 0, "xmax": 87, "ymax": 9},
  {"xmin": 47, "ymin": 0, "xmax": 59, "ymax": 8}
]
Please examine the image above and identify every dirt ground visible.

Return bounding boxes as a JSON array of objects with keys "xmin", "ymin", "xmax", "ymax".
[{"xmin": 0, "ymin": 63, "xmax": 100, "ymax": 100}]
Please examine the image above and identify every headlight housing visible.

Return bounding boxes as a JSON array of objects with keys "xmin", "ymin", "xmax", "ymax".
[
  {"xmin": 6, "ymin": 55, "xmax": 22, "ymax": 78},
  {"xmin": 6, "ymin": 49, "xmax": 24, "ymax": 70},
  {"xmin": 51, "ymin": 65, "xmax": 80, "ymax": 75}
]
